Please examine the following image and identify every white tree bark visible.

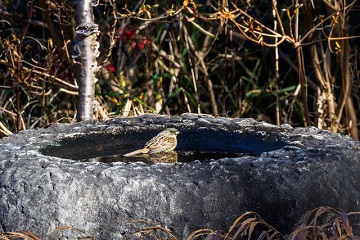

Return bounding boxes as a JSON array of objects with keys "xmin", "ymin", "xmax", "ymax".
[{"xmin": 74, "ymin": 0, "xmax": 99, "ymax": 121}]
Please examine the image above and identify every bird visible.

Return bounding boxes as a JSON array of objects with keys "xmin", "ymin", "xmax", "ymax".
[{"xmin": 123, "ymin": 128, "xmax": 180, "ymax": 157}]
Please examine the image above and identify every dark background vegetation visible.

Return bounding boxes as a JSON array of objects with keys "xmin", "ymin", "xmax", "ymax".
[{"xmin": 0, "ymin": 0, "xmax": 359, "ymax": 139}]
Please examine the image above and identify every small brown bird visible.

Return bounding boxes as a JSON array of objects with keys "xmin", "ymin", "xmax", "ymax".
[{"xmin": 123, "ymin": 128, "xmax": 180, "ymax": 157}]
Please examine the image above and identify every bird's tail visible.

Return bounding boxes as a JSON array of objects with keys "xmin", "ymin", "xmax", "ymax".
[{"xmin": 123, "ymin": 148, "xmax": 149, "ymax": 157}]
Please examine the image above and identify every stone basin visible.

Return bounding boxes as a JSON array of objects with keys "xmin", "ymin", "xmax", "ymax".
[{"xmin": 0, "ymin": 113, "xmax": 359, "ymax": 239}]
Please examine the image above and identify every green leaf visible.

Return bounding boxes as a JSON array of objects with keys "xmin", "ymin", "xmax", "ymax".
[{"xmin": 160, "ymin": 87, "xmax": 183, "ymax": 113}]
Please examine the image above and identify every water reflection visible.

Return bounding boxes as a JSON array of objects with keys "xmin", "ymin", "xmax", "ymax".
[{"xmin": 147, "ymin": 151, "xmax": 178, "ymax": 163}]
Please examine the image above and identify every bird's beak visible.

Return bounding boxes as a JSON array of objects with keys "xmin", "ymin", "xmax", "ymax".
[{"xmin": 176, "ymin": 130, "xmax": 180, "ymax": 135}]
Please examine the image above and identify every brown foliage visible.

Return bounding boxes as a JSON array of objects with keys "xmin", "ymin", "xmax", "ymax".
[{"xmin": 0, "ymin": 0, "xmax": 359, "ymax": 138}]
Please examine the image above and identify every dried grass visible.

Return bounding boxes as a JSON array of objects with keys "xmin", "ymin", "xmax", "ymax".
[{"xmin": 2, "ymin": 207, "xmax": 358, "ymax": 240}]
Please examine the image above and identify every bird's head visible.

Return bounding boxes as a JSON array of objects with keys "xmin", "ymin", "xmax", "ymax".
[{"xmin": 162, "ymin": 128, "xmax": 180, "ymax": 137}]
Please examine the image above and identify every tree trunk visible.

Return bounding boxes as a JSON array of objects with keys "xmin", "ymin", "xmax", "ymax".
[{"xmin": 75, "ymin": 0, "xmax": 99, "ymax": 121}]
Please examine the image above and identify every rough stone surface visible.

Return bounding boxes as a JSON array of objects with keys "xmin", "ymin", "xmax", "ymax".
[{"xmin": 0, "ymin": 113, "xmax": 359, "ymax": 239}]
